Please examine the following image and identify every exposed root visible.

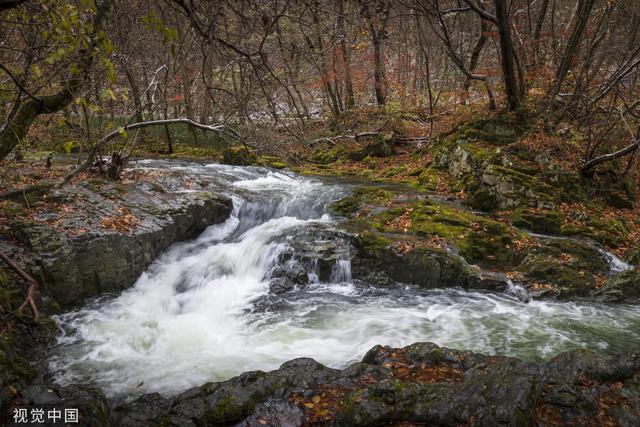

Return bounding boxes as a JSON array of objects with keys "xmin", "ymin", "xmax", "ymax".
[{"xmin": 0, "ymin": 253, "xmax": 40, "ymax": 323}]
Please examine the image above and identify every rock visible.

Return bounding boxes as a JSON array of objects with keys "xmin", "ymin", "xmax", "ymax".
[
  {"xmin": 237, "ymin": 398, "xmax": 304, "ymax": 426},
  {"xmin": 8, "ymin": 343, "xmax": 638, "ymax": 426},
  {"xmin": 516, "ymin": 238, "xmax": 609, "ymax": 298},
  {"xmin": 10, "ymin": 180, "xmax": 232, "ymax": 308},
  {"xmin": 14, "ymin": 193, "xmax": 231, "ymax": 306},
  {"xmin": 351, "ymin": 231, "xmax": 485, "ymax": 290},
  {"xmin": 222, "ymin": 146, "xmax": 258, "ymax": 166},
  {"xmin": 595, "ymin": 270, "xmax": 640, "ymax": 302}
]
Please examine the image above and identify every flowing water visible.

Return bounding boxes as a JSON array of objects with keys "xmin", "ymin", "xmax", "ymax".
[{"xmin": 49, "ymin": 160, "xmax": 640, "ymax": 399}]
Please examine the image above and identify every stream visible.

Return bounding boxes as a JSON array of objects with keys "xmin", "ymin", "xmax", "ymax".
[{"xmin": 48, "ymin": 160, "xmax": 640, "ymax": 400}]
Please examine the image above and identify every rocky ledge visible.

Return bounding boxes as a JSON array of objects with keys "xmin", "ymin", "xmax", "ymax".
[
  {"xmin": 1, "ymin": 169, "xmax": 232, "ymax": 309},
  {"xmin": 13, "ymin": 342, "xmax": 639, "ymax": 426}
]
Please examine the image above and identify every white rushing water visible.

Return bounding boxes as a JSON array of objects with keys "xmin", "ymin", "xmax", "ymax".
[{"xmin": 49, "ymin": 161, "xmax": 640, "ymax": 399}]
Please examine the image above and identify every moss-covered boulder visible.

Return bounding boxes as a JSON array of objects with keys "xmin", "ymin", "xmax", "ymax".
[
  {"xmin": 222, "ymin": 146, "xmax": 258, "ymax": 166},
  {"xmin": 516, "ymin": 239, "xmax": 609, "ymax": 298},
  {"xmin": 511, "ymin": 208, "xmax": 562, "ymax": 234},
  {"xmin": 329, "ymin": 186, "xmax": 395, "ymax": 217},
  {"xmin": 368, "ymin": 199, "xmax": 524, "ymax": 269},
  {"xmin": 348, "ymin": 135, "xmax": 395, "ymax": 161}
]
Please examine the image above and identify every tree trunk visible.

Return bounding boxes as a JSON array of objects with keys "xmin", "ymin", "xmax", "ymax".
[
  {"xmin": 494, "ymin": 0, "xmax": 521, "ymax": 110},
  {"xmin": 533, "ymin": 0, "xmax": 550, "ymax": 64},
  {"xmin": 124, "ymin": 66, "xmax": 144, "ymax": 123},
  {"xmin": 551, "ymin": 0, "xmax": 596, "ymax": 98},
  {"xmin": 372, "ymin": 35, "xmax": 386, "ymax": 106},
  {"xmin": 336, "ymin": 0, "xmax": 355, "ymax": 109}
]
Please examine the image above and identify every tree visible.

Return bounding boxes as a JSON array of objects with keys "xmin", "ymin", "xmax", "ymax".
[{"xmin": 0, "ymin": 0, "xmax": 114, "ymax": 160}]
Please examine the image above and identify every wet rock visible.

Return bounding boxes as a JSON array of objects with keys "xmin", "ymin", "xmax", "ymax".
[
  {"xmin": 276, "ymin": 224, "xmax": 353, "ymax": 283},
  {"xmin": 511, "ymin": 207, "xmax": 562, "ymax": 234},
  {"xmin": 11, "ymin": 185, "xmax": 232, "ymax": 307},
  {"xmin": 12, "ymin": 343, "xmax": 638, "ymax": 427},
  {"xmin": 351, "ymin": 233, "xmax": 479, "ymax": 290},
  {"xmin": 237, "ymin": 398, "xmax": 304, "ymax": 426},
  {"xmin": 517, "ymin": 238, "xmax": 609, "ymax": 298}
]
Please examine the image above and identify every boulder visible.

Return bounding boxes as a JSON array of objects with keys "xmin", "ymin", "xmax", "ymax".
[{"xmin": 39, "ymin": 342, "xmax": 633, "ymax": 426}]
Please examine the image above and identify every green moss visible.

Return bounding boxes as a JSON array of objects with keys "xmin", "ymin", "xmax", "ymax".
[
  {"xmin": 418, "ymin": 168, "xmax": 439, "ymax": 191},
  {"xmin": 511, "ymin": 208, "xmax": 562, "ymax": 234},
  {"xmin": 309, "ymin": 145, "xmax": 346, "ymax": 164},
  {"xmin": 330, "ymin": 186, "xmax": 396, "ymax": 217},
  {"xmin": 370, "ymin": 200, "xmax": 522, "ymax": 267},
  {"xmin": 561, "ymin": 214, "xmax": 629, "ymax": 248},
  {"xmin": 1, "ymin": 201, "xmax": 24, "ymax": 217},
  {"xmin": 357, "ymin": 231, "xmax": 393, "ymax": 250},
  {"xmin": 257, "ymin": 156, "xmax": 287, "ymax": 169},
  {"xmin": 0, "ymin": 344, "xmax": 37, "ymax": 383},
  {"xmin": 330, "ymin": 196, "xmax": 361, "ymax": 216},
  {"xmin": 204, "ymin": 395, "xmax": 255, "ymax": 424},
  {"xmin": 382, "ymin": 165, "xmax": 407, "ymax": 178}
]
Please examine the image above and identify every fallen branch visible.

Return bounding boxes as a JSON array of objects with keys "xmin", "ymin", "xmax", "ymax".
[
  {"xmin": 581, "ymin": 126, "xmax": 640, "ymax": 174},
  {"xmin": 0, "ymin": 118, "xmax": 238, "ymax": 201},
  {"xmin": 394, "ymin": 136, "xmax": 431, "ymax": 144},
  {"xmin": 0, "ymin": 252, "xmax": 40, "ymax": 322},
  {"xmin": 308, "ymin": 131, "xmax": 381, "ymax": 147},
  {"xmin": 307, "ymin": 122, "xmax": 390, "ymax": 148}
]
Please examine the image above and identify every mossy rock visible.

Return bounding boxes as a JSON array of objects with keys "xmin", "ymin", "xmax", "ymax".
[
  {"xmin": 517, "ymin": 254, "xmax": 594, "ymax": 297},
  {"xmin": 330, "ymin": 196, "xmax": 361, "ymax": 216},
  {"xmin": 371, "ymin": 200, "xmax": 522, "ymax": 268},
  {"xmin": 222, "ymin": 146, "xmax": 258, "ymax": 166},
  {"xmin": 447, "ymin": 116, "xmax": 524, "ymax": 147},
  {"xmin": 561, "ymin": 214, "xmax": 629, "ymax": 248},
  {"xmin": 597, "ymin": 270, "xmax": 640, "ymax": 302},
  {"xmin": 329, "ymin": 186, "xmax": 395, "ymax": 217},
  {"xmin": 516, "ymin": 239, "xmax": 609, "ymax": 298},
  {"xmin": 511, "ymin": 208, "xmax": 562, "ymax": 234},
  {"xmin": 349, "ymin": 135, "xmax": 395, "ymax": 161},
  {"xmin": 418, "ymin": 168, "xmax": 439, "ymax": 191}
]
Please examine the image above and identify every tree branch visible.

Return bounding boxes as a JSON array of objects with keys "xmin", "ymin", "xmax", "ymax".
[
  {"xmin": 461, "ymin": 0, "xmax": 497, "ymax": 23},
  {"xmin": 581, "ymin": 127, "xmax": 640, "ymax": 174}
]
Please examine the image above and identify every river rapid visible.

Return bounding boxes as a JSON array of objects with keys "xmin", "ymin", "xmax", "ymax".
[{"xmin": 48, "ymin": 160, "xmax": 640, "ymax": 400}]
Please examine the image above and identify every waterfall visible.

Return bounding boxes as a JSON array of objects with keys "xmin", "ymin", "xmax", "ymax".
[{"xmin": 330, "ymin": 259, "xmax": 352, "ymax": 283}]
